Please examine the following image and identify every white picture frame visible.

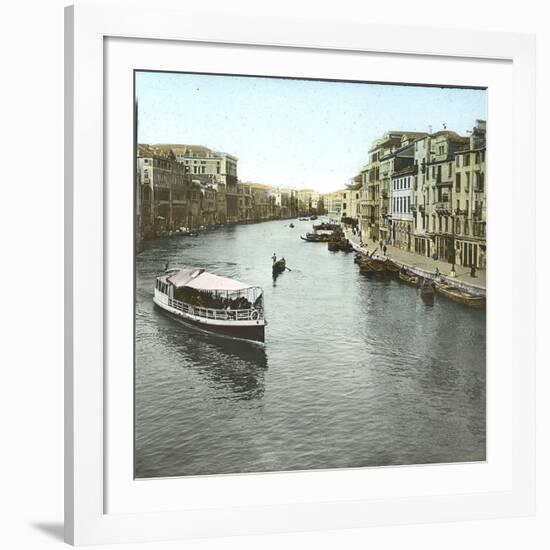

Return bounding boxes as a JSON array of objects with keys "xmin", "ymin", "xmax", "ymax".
[{"xmin": 65, "ymin": 0, "xmax": 536, "ymax": 545}]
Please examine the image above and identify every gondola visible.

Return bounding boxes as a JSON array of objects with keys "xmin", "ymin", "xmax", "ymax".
[
  {"xmin": 434, "ymin": 281, "xmax": 485, "ymax": 308},
  {"xmin": 300, "ymin": 232, "xmax": 332, "ymax": 242},
  {"xmin": 272, "ymin": 258, "xmax": 286, "ymax": 276}
]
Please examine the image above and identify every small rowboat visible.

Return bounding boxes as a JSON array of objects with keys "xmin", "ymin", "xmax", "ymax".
[
  {"xmin": 420, "ymin": 280, "xmax": 435, "ymax": 305},
  {"xmin": 399, "ymin": 270, "xmax": 419, "ymax": 286},
  {"xmin": 434, "ymin": 282, "xmax": 485, "ymax": 308}
]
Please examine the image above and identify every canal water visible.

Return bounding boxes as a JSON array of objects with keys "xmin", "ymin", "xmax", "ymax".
[{"xmin": 135, "ymin": 218, "xmax": 486, "ymax": 478}]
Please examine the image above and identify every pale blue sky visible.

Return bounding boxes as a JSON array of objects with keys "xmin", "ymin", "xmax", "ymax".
[{"xmin": 136, "ymin": 71, "xmax": 486, "ymax": 193}]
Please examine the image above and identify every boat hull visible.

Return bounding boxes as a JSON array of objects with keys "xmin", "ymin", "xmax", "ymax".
[
  {"xmin": 154, "ymin": 299, "xmax": 265, "ymax": 343},
  {"xmin": 398, "ymin": 271, "xmax": 419, "ymax": 285},
  {"xmin": 434, "ymin": 282, "xmax": 486, "ymax": 309}
]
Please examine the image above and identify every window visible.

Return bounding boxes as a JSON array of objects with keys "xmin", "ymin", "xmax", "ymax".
[
  {"xmin": 456, "ymin": 173, "xmax": 461, "ymax": 192},
  {"xmin": 464, "ymin": 154, "xmax": 470, "ymax": 166},
  {"xmin": 466, "ymin": 173, "xmax": 470, "ymax": 192},
  {"xmin": 448, "ymin": 163, "xmax": 452, "ymax": 177}
]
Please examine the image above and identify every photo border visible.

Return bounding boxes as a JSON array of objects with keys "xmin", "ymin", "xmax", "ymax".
[{"xmin": 65, "ymin": 1, "xmax": 535, "ymax": 545}]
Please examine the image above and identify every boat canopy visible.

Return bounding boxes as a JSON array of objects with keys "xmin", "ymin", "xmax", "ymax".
[{"xmin": 167, "ymin": 268, "xmax": 254, "ymax": 291}]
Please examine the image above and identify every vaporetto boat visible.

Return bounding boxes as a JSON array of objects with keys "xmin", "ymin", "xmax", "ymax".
[{"xmin": 153, "ymin": 268, "xmax": 266, "ymax": 343}]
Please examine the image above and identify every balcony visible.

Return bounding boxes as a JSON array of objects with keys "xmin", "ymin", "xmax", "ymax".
[{"xmin": 435, "ymin": 199, "xmax": 451, "ymax": 214}]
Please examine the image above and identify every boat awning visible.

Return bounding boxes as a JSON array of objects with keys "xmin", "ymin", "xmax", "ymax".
[
  {"xmin": 168, "ymin": 268, "xmax": 252, "ymax": 291},
  {"xmin": 186, "ymin": 272, "xmax": 252, "ymax": 291}
]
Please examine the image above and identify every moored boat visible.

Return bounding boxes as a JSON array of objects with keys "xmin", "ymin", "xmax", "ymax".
[
  {"xmin": 384, "ymin": 260, "xmax": 401, "ymax": 273},
  {"xmin": 153, "ymin": 268, "xmax": 266, "ymax": 343},
  {"xmin": 434, "ymin": 281, "xmax": 485, "ymax": 308},
  {"xmin": 313, "ymin": 222, "xmax": 340, "ymax": 231},
  {"xmin": 420, "ymin": 280, "xmax": 435, "ymax": 305},
  {"xmin": 398, "ymin": 270, "xmax": 419, "ymax": 286},
  {"xmin": 358, "ymin": 255, "xmax": 391, "ymax": 275}
]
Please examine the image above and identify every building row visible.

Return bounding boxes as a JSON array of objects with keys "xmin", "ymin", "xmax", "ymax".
[
  {"xmin": 328, "ymin": 120, "xmax": 487, "ymax": 270},
  {"xmin": 136, "ymin": 144, "xmax": 324, "ymax": 240}
]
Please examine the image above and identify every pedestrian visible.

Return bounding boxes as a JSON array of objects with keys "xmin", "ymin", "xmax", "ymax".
[
  {"xmin": 470, "ymin": 265, "xmax": 477, "ymax": 278},
  {"xmin": 383, "ymin": 244, "xmax": 387, "ymax": 256},
  {"xmin": 450, "ymin": 263, "xmax": 456, "ymax": 277},
  {"xmin": 272, "ymin": 252, "xmax": 277, "ymax": 264}
]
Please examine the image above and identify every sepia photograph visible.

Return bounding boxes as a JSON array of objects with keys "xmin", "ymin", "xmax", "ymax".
[{"xmin": 134, "ymin": 70, "xmax": 487, "ymax": 479}]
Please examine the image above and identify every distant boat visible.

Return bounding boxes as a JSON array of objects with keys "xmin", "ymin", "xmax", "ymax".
[
  {"xmin": 313, "ymin": 222, "xmax": 340, "ymax": 231},
  {"xmin": 434, "ymin": 281, "xmax": 486, "ymax": 308},
  {"xmin": 153, "ymin": 268, "xmax": 265, "ymax": 343},
  {"xmin": 301, "ymin": 232, "xmax": 332, "ymax": 242},
  {"xmin": 289, "ymin": 223, "xmax": 295, "ymax": 228},
  {"xmin": 310, "ymin": 215, "xmax": 318, "ymax": 220}
]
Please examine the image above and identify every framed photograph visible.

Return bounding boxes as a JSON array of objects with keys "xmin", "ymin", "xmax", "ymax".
[{"xmin": 65, "ymin": 1, "xmax": 536, "ymax": 545}]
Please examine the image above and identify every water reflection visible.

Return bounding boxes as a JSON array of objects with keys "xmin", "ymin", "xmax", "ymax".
[{"xmin": 160, "ymin": 312, "xmax": 268, "ymax": 400}]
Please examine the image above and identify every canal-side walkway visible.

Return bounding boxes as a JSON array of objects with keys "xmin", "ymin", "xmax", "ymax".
[{"xmin": 344, "ymin": 228, "xmax": 486, "ymax": 294}]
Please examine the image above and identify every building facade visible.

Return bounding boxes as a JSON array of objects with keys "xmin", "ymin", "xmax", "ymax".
[{"xmin": 390, "ymin": 165, "xmax": 416, "ymax": 251}]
